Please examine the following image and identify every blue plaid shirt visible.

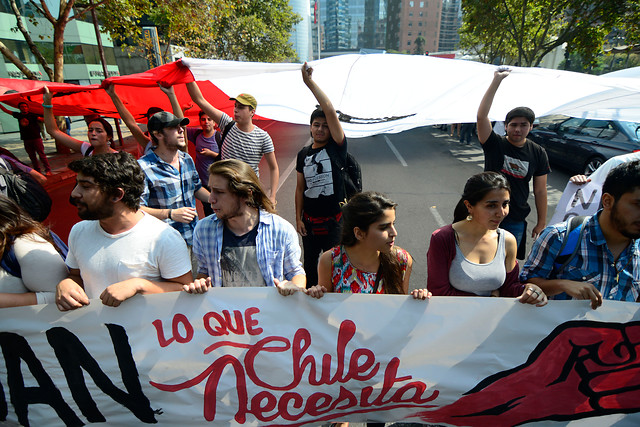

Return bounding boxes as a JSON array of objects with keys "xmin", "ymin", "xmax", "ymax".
[
  {"xmin": 521, "ymin": 212, "xmax": 640, "ymax": 302},
  {"xmin": 192, "ymin": 210, "xmax": 305, "ymax": 287},
  {"xmin": 138, "ymin": 150, "xmax": 202, "ymax": 246}
]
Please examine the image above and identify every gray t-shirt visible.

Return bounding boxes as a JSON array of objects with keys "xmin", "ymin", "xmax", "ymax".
[{"xmin": 221, "ymin": 223, "xmax": 262, "ymax": 287}]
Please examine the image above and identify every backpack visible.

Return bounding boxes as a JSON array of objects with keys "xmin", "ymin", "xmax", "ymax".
[
  {"xmin": 0, "ymin": 159, "xmax": 52, "ymax": 222},
  {"xmin": 301, "ymin": 143, "xmax": 363, "ymax": 201},
  {"xmin": 1, "ymin": 231, "xmax": 68, "ymax": 278},
  {"xmin": 338, "ymin": 152, "xmax": 363, "ymax": 200},
  {"xmin": 551, "ymin": 215, "xmax": 588, "ymax": 300}
]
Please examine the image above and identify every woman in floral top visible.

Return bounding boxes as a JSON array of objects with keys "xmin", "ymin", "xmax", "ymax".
[
  {"xmin": 306, "ymin": 192, "xmax": 429, "ymax": 299},
  {"xmin": 305, "ymin": 192, "xmax": 429, "ymax": 427}
]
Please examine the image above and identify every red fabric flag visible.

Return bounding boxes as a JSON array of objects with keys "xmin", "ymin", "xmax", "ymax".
[{"xmin": 0, "ymin": 60, "xmax": 248, "ymax": 124}]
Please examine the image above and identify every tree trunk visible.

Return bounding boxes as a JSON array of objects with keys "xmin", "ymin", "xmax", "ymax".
[{"xmin": 52, "ymin": 21, "xmax": 67, "ymax": 83}]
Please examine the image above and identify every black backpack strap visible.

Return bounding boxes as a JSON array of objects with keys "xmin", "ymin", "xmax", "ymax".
[{"xmin": 218, "ymin": 120, "xmax": 235, "ymax": 152}]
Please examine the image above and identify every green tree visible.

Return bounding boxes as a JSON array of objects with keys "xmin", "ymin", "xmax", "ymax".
[
  {"xmin": 0, "ymin": 0, "xmax": 301, "ymax": 83},
  {"xmin": 459, "ymin": 0, "xmax": 634, "ymax": 67},
  {"xmin": 104, "ymin": 0, "xmax": 301, "ymax": 63},
  {"xmin": 413, "ymin": 36, "xmax": 426, "ymax": 55}
]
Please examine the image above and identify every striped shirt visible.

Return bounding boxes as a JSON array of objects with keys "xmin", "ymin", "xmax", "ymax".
[
  {"xmin": 219, "ymin": 113, "xmax": 274, "ymax": 176},
  {"xmin": 521, "ymin": 212, "xmax": 640, "ymax": 302},
  {"xmin": 192, "ymin": 210, "xmax": 305, "ymax": 287},
  {"xmin": 138, "ymin": 150, "xmax": 202, "ymax": 246}
]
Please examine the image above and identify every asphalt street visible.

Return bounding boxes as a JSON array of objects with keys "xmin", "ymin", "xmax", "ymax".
[{"xmin": 266, "ymin": 124, "xmax": 571, "ymax": 292}]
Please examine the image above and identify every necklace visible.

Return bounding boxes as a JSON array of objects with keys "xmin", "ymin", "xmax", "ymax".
[{"xmin": 614, "ymin": 256, "xmax": 633, "ymax": 284}]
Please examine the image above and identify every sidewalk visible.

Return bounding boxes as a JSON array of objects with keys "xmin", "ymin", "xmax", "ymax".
[{"xmin": 0, "ymin": 118, "xmax": 138, "ymax": 190}]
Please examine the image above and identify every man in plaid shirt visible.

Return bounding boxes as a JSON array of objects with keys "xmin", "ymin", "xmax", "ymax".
[
  {"xmin": 138, "ymin": 112, "xmax": 211, "ymax": 259},
  {"xmin": 521, "ymin": 161, "xmax": 640, "ymax": 309},
  {"xmin": 183, "ymin": 159, "xmax": 305, "ymax": 295}
]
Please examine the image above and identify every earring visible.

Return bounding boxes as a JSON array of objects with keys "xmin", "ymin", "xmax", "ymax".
[{"xmin": 466, "ymin": 215, "xmax": 473, "ymax": 221}]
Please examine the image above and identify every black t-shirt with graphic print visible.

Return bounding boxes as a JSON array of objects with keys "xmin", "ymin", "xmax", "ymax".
[
  {"xmin": 295, "ymin": 137, "xmax": 348, "ymax": 217},
  {"xmin": 482, "ymin": 131, "xmax": 550, "ymax": 221}
]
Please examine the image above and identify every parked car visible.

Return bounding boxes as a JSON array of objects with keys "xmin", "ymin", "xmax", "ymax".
[{"xmin": 529, "ymin": 116, "xmax": 640, "ymax": 175}]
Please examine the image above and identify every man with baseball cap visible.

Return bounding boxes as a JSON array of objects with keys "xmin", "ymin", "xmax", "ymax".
[
  {"xmin": 137, "ymin": 111, "xmax": 211, "ymax": 274},
  {"xmin": 186, "ymin": 82, "xmax": 280, "ymax": 205}
]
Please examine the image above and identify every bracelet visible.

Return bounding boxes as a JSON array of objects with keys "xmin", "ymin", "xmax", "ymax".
[
  {"xmin": 167, "ymin": 209, "xmax": 172, "ymax": 220},
  {"xmin": 42, "ymin": 104, "xmax": 52, "ymax": 109}
]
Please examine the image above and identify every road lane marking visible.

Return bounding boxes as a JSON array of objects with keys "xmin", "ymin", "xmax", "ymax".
[
  {"xmin": 429, "ymin": 206, "xmax": 446, "ymax": 228},
  {"xmin": 384, "ymin": 135, "xmax": 408, "ymax": 167}
]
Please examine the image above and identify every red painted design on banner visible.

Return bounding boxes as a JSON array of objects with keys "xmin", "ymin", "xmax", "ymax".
[
  {"xmin": 151, "ymin": 313, "xmax": 193, "ymax": 347},
  {"xmin": 416, "ymin": 320, "xmax": 640, "ymax": 426},
  {"xmin": 150, "ymin": 319, "xmax": 439, "ymax": 424}
]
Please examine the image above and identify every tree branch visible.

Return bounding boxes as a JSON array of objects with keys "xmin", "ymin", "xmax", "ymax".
[
  {"xmin": 69, "ymin": 0, "xmax": 110, "ymax": 21},
  {"xmin": 0, "ymin": 40, "xmax": 40, "ymax": 79},
  {"xmin": 26, "ymin": 0, "xmax": 52, "ymax": 22}
]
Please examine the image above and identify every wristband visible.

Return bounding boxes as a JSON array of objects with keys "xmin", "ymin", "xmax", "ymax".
[
  {"xmin": 168, "ymin": 209, "xmax": 172, "ymax": 220},
  {"xmin": 42, "ymin": 104, "xmax": 52, "ymax": 108}
]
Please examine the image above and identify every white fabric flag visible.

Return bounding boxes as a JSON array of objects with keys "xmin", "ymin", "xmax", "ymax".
[{"xmin": 182, "ymin": 55, "xmax": 640, "ymax": 138}]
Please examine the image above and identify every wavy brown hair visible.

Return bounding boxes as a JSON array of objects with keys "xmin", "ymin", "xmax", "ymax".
[
  {"xmin": 0, "ymin": 195, "xmax": 54, "ymax": 257},
  {"xmin": 208, "ymin": 159, "xmax": 276, "ymax": 213}
]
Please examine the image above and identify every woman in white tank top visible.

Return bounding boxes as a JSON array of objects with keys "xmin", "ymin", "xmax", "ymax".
[{"xmin": 427, "ymin": 172, "xmax": 547, "ymax": 305}]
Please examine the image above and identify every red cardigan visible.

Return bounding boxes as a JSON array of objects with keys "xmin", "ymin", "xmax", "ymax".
[{"xmin": 426, "ymin": 224, "xmax": 525, "ymax": 297}]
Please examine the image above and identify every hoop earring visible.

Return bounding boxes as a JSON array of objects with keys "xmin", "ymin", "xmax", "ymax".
[{"xmin": 466, "ymin": 215, "xmax": 473, "ymax": 221}]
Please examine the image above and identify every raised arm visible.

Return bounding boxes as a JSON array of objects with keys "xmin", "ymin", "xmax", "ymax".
[
  {"xmin": 0, "ymin": 103, "xmax": 14, "ymax": 115},
  {"xmin": 42, "ymin": 87, "xmax": 85, "ymax": 153},
  {"xmin": 186, "ymin": 81, "xmax": 223, "ymax": 125},
  {"xmin": 477, "ymin": 68, "xmax": 510, "ymax": 144},
  {"xmin": 104, "ymin": 83, "xmax": 150, "ymax": 150},
  {"xmin": 158, "ymin": 84, "xmax": 183, "ymax": 118},
  {"xmin": 302, "ymin": 62, "xmax": 345, "ymax": 144}
]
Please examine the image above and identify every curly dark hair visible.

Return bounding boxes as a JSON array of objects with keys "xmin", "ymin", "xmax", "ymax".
[
  {"xmin": 602, "ymin": 160, "xmax": 640, "ymax": 202},
  {"xmin": 68, "ymin": 151, "xmax": 145, "ymax": 210}
]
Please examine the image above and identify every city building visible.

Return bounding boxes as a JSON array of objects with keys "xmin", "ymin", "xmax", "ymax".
[
  {"xmin": 438, "ymin": 0, "xmax": 461, "ymax": 52},
  {"xmin": 393, "ymin": 0, "xmax": 441, "ymax": 54},
  {"xmin": 289, "ymin": 0, "xmax": 312, "ymax": 62},
  {"xmin": 323, "ymin": 0, "xmax": 352, "ymax": 51}
]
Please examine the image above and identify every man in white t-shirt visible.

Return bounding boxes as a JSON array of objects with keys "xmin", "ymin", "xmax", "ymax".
[
  {"xmin": 185, "ymin": 82, "xmax": 280, "ymax": 205},
  {"xmin": 56, "ymin": 152, "xmax": 192, "ymax": 311}
]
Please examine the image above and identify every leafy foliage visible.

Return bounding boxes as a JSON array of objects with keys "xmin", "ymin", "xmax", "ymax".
[
  {"xmin": 1, "ymin": 0, "xmax": 301, "ymax": 83},
  {"xmin": 413, "ymin": 36, "xmax": 426, "ymax": 55},
  {"xmin": 104, "ymin": 0, "xmax": 301, "ymax": 62},
  {"xmin": 459, "ymin": 0, "xmax": 635, "ymax": 67}
]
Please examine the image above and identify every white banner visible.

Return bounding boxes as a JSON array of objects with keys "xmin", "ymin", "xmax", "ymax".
[
  {"xmin": 182, "ymin": 55, "xmax": 640, "ymax": 137},
  {"xmin": 1, "ymin": 289, "xmax": 639, "ymax": 426}
]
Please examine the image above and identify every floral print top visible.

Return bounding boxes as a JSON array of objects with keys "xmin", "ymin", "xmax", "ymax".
[{"xmin": 331, "ymin": 245, "xmax": 410, "ymax": 294}]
